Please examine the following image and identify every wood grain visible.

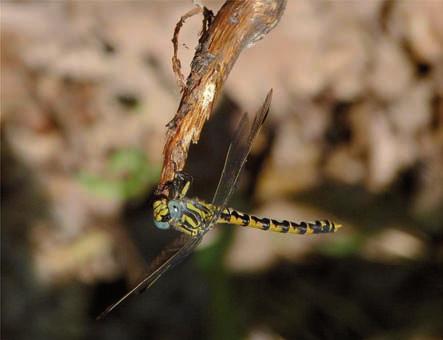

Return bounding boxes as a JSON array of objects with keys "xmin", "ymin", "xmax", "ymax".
[{"xmin": 158, "ymin": 0, "xmax": 286, "ymax": 195}]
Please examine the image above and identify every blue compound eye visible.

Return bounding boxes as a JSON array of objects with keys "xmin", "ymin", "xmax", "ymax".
[
  {"xmin": 154, "ymin": 221, "xmax": 170, "ymax": 230},
  {"xmin": 168, "ymin": 200, "xmax": 182, "ymax": 219}
]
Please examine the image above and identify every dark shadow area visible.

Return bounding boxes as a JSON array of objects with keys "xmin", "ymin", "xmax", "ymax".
[
  {"xmin": 87, "ymin": 94, "xmax": 245, "ymax": 339},
  {"xmin": 186, "ymin": 93, "xmax": 243, "ymax": 199},
  {"xmin": 1, "ymin": 135, "xmax": 90, "ymax": 340},
  {"xmin": 296, "ymin": 177, "xmax": 443, "ymax": 241},
  {"xmin": 233, "ymin": 257, "xmax": 443, "ymax": 339}
]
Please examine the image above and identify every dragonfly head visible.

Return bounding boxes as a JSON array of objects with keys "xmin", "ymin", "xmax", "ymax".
[
  {"xmin": 153, "ymin": 197, "xmax": 171, "ymax": 230},
  {"xmin": 153, "ymin": 197, "xmax": 186, "ymax": 230}
]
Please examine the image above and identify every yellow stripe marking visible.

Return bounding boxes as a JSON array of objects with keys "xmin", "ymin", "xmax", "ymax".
[
  {"xmin": 186, "ymin": 203, "xmax": 206, "ymax": 219},
  {"xmin": 270, "ymin": 222, "xmax": 283, "ymax": 233},
  {"xmin": 153, "ymin": 200, "xmax": 163, "ymax": 208},
  {"xmin": 180, "ymin": 181, "xmax": 191, "ymax": 198},
  {"xmin": 248, "ymin": 218, "xmax": 263, "ymax": 230},
  {"xmin": 290, "ymin": 227, "xmax": 300, "ymax": 234},
  {"xmin": 183, "ymin": 214, "xmax": 198, "ymax": 229}
]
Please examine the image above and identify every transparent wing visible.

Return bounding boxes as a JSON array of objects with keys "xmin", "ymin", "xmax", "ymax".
[
  {"xmin": 212, "ymin": 89, "xmax": 272, "ymax": 208},
  {"xmin": 97, "ymin": 233, "xmax": 202, "ymax": 320}
]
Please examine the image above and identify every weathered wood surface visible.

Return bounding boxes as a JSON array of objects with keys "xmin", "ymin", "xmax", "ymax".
[{"xmin": 158, "ymin": 0, "xmax": 286, "ymax": 194}]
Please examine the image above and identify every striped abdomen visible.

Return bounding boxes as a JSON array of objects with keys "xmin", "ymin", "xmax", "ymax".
[{"xmin": 218, "ymin": 208, "xmax": 341, "ymax": 235}]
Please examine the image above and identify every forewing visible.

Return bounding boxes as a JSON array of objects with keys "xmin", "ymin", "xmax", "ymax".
[
  {"xmin": 212, "ymin": 89, "xmax": 272, "ymax": 208},
  {"xmin": 186, "ymin": 91, "xmax": 272, "ymax": 274},
  {"xmin": 97, "ymin": 234, "xmax": 202, "ymax": 320}
]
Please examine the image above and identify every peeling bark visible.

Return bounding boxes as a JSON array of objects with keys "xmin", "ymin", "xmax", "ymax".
[{"xmin": 158, "ymin": 0, "xmax": 286, "ymax": 194}]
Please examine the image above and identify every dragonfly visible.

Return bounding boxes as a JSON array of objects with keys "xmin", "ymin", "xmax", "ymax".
[{"xmin": 97, "ymin": 89, "xmax": 341, "ymax": 319}]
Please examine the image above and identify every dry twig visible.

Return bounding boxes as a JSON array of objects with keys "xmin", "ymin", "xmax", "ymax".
[{"xmin": 158, "ymin": 0, "xmax": 286, "ymax": 195}]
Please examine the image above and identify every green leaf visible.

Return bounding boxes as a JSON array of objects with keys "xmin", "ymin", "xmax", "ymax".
[{"xmin": 77, "ymin": 148, "xmax": 159, "ymax": 200}]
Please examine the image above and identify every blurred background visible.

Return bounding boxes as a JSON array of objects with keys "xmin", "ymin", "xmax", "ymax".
[{"xmin": 2, "ymin": 1, "xmax": 443, "ymax": 339}]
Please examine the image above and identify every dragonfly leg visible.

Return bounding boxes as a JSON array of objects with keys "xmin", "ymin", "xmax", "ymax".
[
  {"xmin": 170, "ymin": 171, "xmax": 193, "ymax": 199},
  {"xmin": 169, "ymin": 219, "xmax": 199, "ymax": 237}
]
